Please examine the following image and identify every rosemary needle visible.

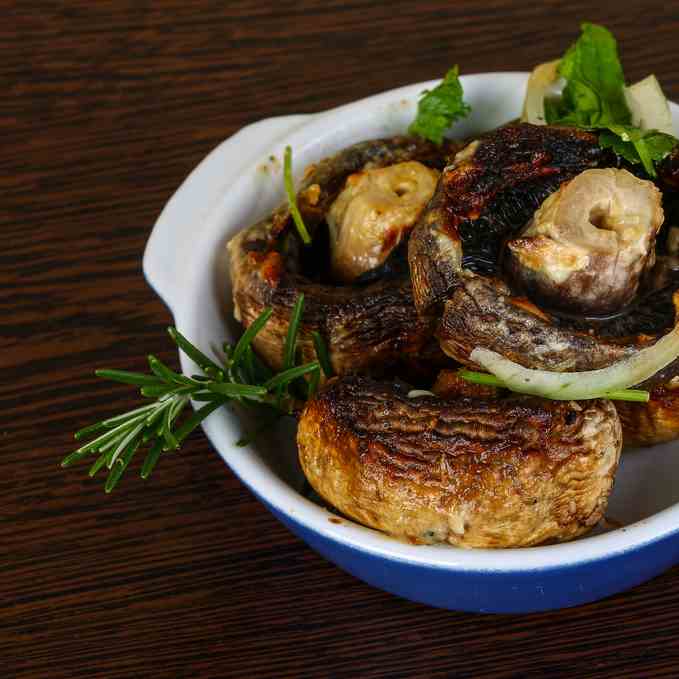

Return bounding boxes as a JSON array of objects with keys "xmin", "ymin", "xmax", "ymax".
[{"xmin": 284, "ymin": 145, "xmax": 312, "ymax": 245}]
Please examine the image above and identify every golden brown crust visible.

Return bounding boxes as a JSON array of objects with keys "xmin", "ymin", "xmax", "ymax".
[
  {"xmin": 616, "ymin": 381, "xmax": 679, "ymax": 446},
  {"xmin": 298, "ymin": 377, "xmax": 622, "ymax": 548}
]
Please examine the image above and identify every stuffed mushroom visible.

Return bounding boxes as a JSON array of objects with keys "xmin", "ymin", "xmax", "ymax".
[
  {"xmin": 228, "ymin": 136, "xmax": 455, "ymax": 379},
  {"xmin": 408, "ymin": 123, "xmax": 679, "ymax": 444}
]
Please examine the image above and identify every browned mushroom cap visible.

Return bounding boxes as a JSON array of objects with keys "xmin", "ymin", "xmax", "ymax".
[
  {"xmin": 615, "ymin": 381, "xmax": 679, "ymax": 447},
  {"xmin": 228, "ymin": 136, "xmax": 456, "ymax": 378},
  {"xmin": 298, "ymin": 376, "xmax": 621, "ymax": 548},
  {"xmin": 408, "ymin": 123, "xmax": 679, "ymax": 379}
]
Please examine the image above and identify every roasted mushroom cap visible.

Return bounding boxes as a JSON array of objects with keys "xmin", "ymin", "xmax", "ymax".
[
  {"xmin": 228, "ymin": 137, "xmax": 456, "ymax": 378},
  {"xmin": 615, "ymin": 379, "xmax": 679, "ymax": 447},
  {"xmin": 298, "ymin": 376, "xmax": 621, "ymax": 548},
  {"xmin": 408, "ymin": 123, "xmax": 679, "ymax": 376}
]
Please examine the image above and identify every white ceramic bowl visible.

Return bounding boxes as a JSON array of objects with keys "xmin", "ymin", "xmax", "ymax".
[{"xmin": 144, "ymin": 73, "xmax": 679, "ymax": 612}]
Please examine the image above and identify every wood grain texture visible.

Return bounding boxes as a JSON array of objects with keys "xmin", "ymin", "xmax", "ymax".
[{"xmin": 4, "ymin": 1, "xmax": 679, "ymax": 677}]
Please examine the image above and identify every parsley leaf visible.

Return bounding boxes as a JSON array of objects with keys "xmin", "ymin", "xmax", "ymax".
[
  {"xmin": 409, "ymin": 66, "xmax": 471, "ymax": 145},
  {"xmin": 545, "ymin": 22, "xmax": 678, "ymax": 177}
]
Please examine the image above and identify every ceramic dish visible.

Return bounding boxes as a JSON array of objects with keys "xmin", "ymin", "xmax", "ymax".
[{"xmin": 143, "ymin": 73, "xmax": 679, "ymax": 613}]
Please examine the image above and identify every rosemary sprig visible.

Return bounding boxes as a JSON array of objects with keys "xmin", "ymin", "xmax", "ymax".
[
  {"xmin": 284, "ymin": 145, "xmax": 312, "ymax": 245},
  {"xmin": 311, "ymin": 331, "xmax": 334, "ymax": 378},
  {"xmin": 63, "ymin": 295, "xmax": 321, "ymax": 491}
]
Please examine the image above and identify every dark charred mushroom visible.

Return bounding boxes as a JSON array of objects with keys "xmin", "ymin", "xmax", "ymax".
[
  {"xmin": 298, "ymin": 376, "xmax": 621, "ymax": 548},
  {"xmin": 408, "ymin": 123, "xmax": 679, "ymax": 444},
  {"xmin": 228, "ymin": 137, "xmax": 456, "ymax": 378}
]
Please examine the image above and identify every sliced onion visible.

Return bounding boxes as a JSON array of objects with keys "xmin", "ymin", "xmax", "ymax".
[
  {"xmin": 470, "ymin": 316, "xmax": 679, "ymax": 400},
  {"xmin": 624, "ymin": 74, "xmax": 675, "ymax": 136},
  {"xmin": 521, "ymin": 60, "xmax": 562, "ymax": 125}
]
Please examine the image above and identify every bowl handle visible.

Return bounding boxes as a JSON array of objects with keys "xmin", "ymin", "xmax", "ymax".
[{"xmin": 143, "ymin": 115, "xmax": 311, "ymax": 314}]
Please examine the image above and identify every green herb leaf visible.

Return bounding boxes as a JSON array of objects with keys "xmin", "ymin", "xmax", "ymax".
[
  {"xmin": 457, "ymin": 369, "xmax": 504, "ymax": 387},
  {"xmin": 264, "ymin": 361, "xmax": 320, "ymax": 391},
  {"xmin": 230, "ymin": 307, "xmax": 273, "ymax": 368},
  {"xmin": 206, "ymin": 382, "xmax": 268, "ymax": 398},
  {"xmin": 599, "ymin": 126, "xmax": 677, "ymax": 177},
  {"xmin": 173, "ymin": 399, "xmax": 227, "ymax": 445},
  {"xmin": 602, "ymin": 389, "xmax": 650, "ymax": 403},
  {"xmin": 168, "ymin": 327, "xmax": 223, "ymax": 376},
  {"xmin": 105, "ymin": 440, "xmax": 140, "ymax": 493},
  {"xmin": 307, "ymin": 366, "xmax": 321, "ymax": 399},
  {"xmin": 408, "ymin": 65, "xmax": 471, "ymax": 145},
  {"xmin": 284, "ymin": 146, "xmax": 312, "ymax": 245},
  {"xmin": 545, "ymin": 22, "xmax": 678, "ymax": 176},
  {"xmin": 140, "ymin": 384, "xmax": 176, "ymax": 398},
  {"xmin": 311, "ymin": 331, "xmax": 334, "ymax": 378},
  {"xmin": 66, "ymin": 302, "xmax": 328, "ymax": 490},
  {"xmin": 89, "ymin": 450, "xmax": 113, "ymax": 478},
  {"xmin": 94, "ymin": 369, "xmax": 164, "ymax": 387},
  {"xmin": 283, "ymin": 295, "xmax": 305, "ymax": 372},
  {"xmin": 547, "ymin": 23, "xmax": 629, "ymax": 127},
  {"xmin": 140, "ymin": 439, "xmax": 164, "ymax": 480},
  {"xmin": 148, "ymin": 355, "xmax": 196, "ymax": 386}
]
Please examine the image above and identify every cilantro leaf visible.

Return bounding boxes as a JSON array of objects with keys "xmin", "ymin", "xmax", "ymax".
[
  {"xmin": 409, "ymin": 66, "xmax": 471, "ymax": 144},
  {"xmin": 545, "ymin": 22, "xmax": 678, "ymax": 177}
]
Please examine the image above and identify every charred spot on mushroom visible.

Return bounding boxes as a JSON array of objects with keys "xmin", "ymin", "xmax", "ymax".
[
  {"xmin": 409, "ymin": 123, "xmax": 679, "ymax": 390},
  {"xmin": 506, "ymin": 168, "xmax": 664, "ymax": 315},
  {"xmin": 409, "ymin": 124, "xmax": 605, "ymax": 313}
]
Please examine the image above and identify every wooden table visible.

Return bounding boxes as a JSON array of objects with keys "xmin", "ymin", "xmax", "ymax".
[{"xmin": 5, "ymin": 2, "xmax": 679, "ymax": 676}]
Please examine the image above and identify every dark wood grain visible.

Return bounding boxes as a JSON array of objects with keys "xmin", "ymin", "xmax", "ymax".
[{"xmin": 4, "ymin": 1, "xmax": 679, "ymax": 677}]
